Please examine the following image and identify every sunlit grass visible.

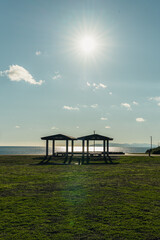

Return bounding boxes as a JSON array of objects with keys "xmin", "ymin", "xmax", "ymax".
[{"xmin": 0, "ymin": 155, "xmax": 160, "ymax": 239}]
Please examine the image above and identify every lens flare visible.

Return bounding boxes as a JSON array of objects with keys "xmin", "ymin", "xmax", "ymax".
[{"xmin": 79, "ymin": 35, "xmax": 97, "ymax": 55}]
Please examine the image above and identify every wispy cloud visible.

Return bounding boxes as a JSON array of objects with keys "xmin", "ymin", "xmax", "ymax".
[
  {"xmin": 35, "ymin": 51, "xmax": 41, "ymax": 56},
  {"xmin": 15, "ymin": 125, "xmax": 20, "ymax": 129},
  {"xmin": 105, "ymin": 126, "xmax": 111, "ymax": 129},
  {"xmin": 51, "ymin": 126, "xmax": 59, "ymax": 130},
  {"xmin": 90, "ymin": 104, "xmax": 98, "ymax": 108},
  {"xmin": 0, "ymin": 65, "xmax": 44, "ymax": 85},
  {"xmin": 63, "ymin": 105, "xmax": 79, "ymax": 111},
  {"xmin": 121, "ymin": 103, "xmax": 131, "ymax": 110},
  {"xmin": 99, "ymin": 83, "xmax": 107, "ymax": 88},
  {"xmin": 133, "ymin": 101, "xmax": 138, "ymax": 105},
  {"xmin": 136, "ymin": 118, "xmax": 145, "ymax": 122},
  {"xmin": 149, "ymin": 96, "xmax": 160, "ymax": 106},
  {"xmin": 100, "ymin": 117, "xmax": 107, "ymax": 120},
  {"xmin": 87, "ymin": 82, "xmax": 107, "ymax": 90},
  {"xmin": 77, "ymin": 104, "xmax": 98, "ymax": 109},
  {"xmin": 149, "ymin": 96, "xmax": 160, "ymax": 102},
  {"xmin": 52, "ymin": 71, "xmax": 62, "ymax": 80},
  {"xmin": 109, "ymin": 92, "xmax": 112, "ymax": 95}
]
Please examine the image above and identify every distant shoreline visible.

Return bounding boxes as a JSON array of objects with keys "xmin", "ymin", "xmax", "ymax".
[{"xmin": 0, "ymin": 146, "xmax": 149, "ymax": 155}]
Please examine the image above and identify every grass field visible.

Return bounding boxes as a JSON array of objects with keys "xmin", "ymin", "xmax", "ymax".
[{"xmin": 0, "ymin": 155, "xmax": 160, "ymax": 240}]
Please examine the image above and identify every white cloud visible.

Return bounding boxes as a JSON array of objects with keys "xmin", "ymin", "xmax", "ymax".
[
  {"xmin": 133, "ymin": 101, "xmax": 138, "ymax": 105},
  {"xmin": 99, "ymin": 83, "xmax": 107, "ymax": 88},
  {"xmin": 100, "ymin": 117, "xmax": 107, "ymax": 120},
  {"xmin": 35, "ymin": 51, "xmax": 41, "ymax": 56},
  {"xmin": 1, "ymin": 65, "xmax": 44, "ymax": 85},
  {"xmin": 121, "ymin": 103, "xmax": 131, "ymax": 110},
  {"xmin": 149, "ymin": 96, "xmax": 160, "ymax": 102},
  {"xmin": 149, "ymin": 96, "xmax": 160, "ymax": 107},
  {"xmin": 53, "ymin": 72, "xmax": 62, "ymax": 80},
  {"xmin": 15, "ymin": 126, "xmax": 20, "ymax": 129},
  {"xmin": 105, "ymin": 126, "xmax": 111, "ymax": 129},
  {"xmin": 93, "ymin": 83, "xmax": 107, "ymax": 89},
  {"xmin": 63, "ymin": 105, "xmax": 79, "ymax": 111},
  {"xmin": 76, "ymin": 126, "xmax": 79, "ymax": 128},
  {"xmin": 109, "ymin": 92, "xmax": 112, "ymax": 95},
  {"xmin": 90, "ymin": 104, "xmax": 98, "ymax": 108},
  {"xmin": 136, "ymin": 118, "xmax": 145, "ymax": 122},
  {"xmin": 77, "ymin": 104, "xmax": 99, "ymax": 109},
  {"xmin": 51, "ymin": 126, "xmax": 59, "ymax": 130},
  {"xmin": 87, "ymin": 82, "xmax": 107, "ymax": 90}
]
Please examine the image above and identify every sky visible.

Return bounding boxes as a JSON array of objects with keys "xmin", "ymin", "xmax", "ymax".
[{"xmin": 0, "ymin": 0, "xmax": 160, "ymax": 146}]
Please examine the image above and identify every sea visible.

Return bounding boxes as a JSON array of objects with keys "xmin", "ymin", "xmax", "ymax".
[{"xmin": 0, "ymin": 146, "xmax": 149, "ymax": 155}]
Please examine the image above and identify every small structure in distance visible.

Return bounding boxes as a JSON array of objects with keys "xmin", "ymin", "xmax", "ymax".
[
  {"xmin": 41, "ymin": 134, "xmax": 77, "ymax": 157},
  {"xmin": 77, "ymin": 133, "xmax": 113, "ymax": 164},
  {"xmin": 41, "ymin": 133, "xmax": 113, "ymax": 164}
]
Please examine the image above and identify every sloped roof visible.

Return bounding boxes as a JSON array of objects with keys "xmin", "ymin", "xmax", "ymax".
[
  {"xmin": 77, "ymin": 133, "xmax": 113, "ymax": 141},
  {"xmin": 41, "ymin": 134, "xmax": 77, "ymax": 140}
]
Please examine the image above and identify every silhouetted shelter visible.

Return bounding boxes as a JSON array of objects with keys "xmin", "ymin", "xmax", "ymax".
[
  {"xmin": 41, "ymin": 134, "xmax": 77, "ymax": 157},
  {"xmin": 41, "ymin": 133, "xmax": 114, "ymax": 164},
  {"xmin": 77, "ymin": 133, "xmax": 113, "ymax": 163}
]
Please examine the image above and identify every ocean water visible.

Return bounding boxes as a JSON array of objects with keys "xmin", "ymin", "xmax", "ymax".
[{"xmin": 0, "ymin": 146, "xmax": 148, "ymax": 155}]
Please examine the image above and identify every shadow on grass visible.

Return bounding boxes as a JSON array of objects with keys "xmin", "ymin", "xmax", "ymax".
[
  {"xmin": 30, "ymin": 156, "xmax": 120, "ymax": 166},
  {"xmin": 31, "ymin": 162, "xmax": 120, "ymax": 166},
  {"xmin": 31, "ymin": 158, "xmax": 120, "ymax": 166}
]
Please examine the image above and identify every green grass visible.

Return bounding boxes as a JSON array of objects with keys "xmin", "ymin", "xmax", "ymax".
[{"xmin": 0, "ymin": 155, "xmax": 160, "ymax": 239}]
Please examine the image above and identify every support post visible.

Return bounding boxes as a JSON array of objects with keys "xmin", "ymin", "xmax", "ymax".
[
  {"xmin": 64, "ymin": 139, "xmax": 69, "ymax": 164},
  {"xmin": 68, "ymin": 140, "xmax": 74, "ymax": 164},
  {"xmin": 87, "ymin": 140, "xmax": 89, "ymax": 162},
  {"xmin": 46, "ymin": 140, "xmax": 49, "ymax": 157},
  {"xmin": 71, "ymin": 140, "xmax": 74, "ymax": 156},
  {"xmin": 87, "ymin": 140, "xmax": 89, "ymax": 157},
  {"xmin": 82, "ymin": 140, "xmax": 85, "ymax": 156},
  {"xmin": 66, "ymin": 140, "xmax": 68, "ymax": 157},
  {"xmin": 103, "ymin": 140, "xmax": 105, "ymax": 158},
  {"xmin": 82, "ymin": 140, "xmax": 85, "ymax": 163},
  {"xmin": 107, "ymin": 140, "xmax": 109, "ymax": 157},
  {"xmin": 52, "ymin": 140, "xmax": 55, "ymax": 156}
]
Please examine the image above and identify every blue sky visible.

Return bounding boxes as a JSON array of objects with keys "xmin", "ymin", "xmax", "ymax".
[{"xmin": 0, "ymin": 0, "xmax": 160, "ymax": 146}]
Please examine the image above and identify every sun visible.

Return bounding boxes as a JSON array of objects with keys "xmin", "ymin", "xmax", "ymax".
[
  {"xmin": 78, "ymin": 35, "xmax": 97, "ymax": 55},
  {"xmin": 67, "ymin": 23, "xmax": 110, "ymax": 61}
]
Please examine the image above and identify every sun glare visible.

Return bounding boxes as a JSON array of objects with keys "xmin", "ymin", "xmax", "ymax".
[
  {"xmin": 79, "ymin": 35, "xmax": 97, "ymax": 55},
  {"xmin": 68, "ymin": 23, "xmax": 110, "ymax": 61}
]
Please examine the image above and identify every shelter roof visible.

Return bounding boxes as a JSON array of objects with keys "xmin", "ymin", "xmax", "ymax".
[
  {"xmin": 41, "ymin": 134, "xmax": 77, "ymax": 141},
  {"xmin": 77, "ymin": 133, "xmax": 113, "ymax": 141}
]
